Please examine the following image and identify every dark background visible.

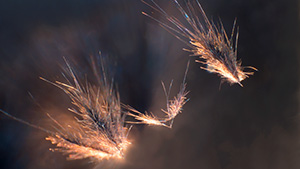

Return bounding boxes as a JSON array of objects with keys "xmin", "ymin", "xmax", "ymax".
[{"xmin": 0, "ymin": 0, "xmax": 299, "ymax": 168}]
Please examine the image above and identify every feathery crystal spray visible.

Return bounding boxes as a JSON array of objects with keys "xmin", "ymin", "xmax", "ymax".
[
  {"xmin": 40, "ymin": 59, "xmax": 131, "ymax": 161},
  {"xmin": 142, "ymin": 0, "xmax": 257, "ymax": 86},
  {"xmin": 125, "ymin": 62, "xmax": 189, "ymax": 128}
]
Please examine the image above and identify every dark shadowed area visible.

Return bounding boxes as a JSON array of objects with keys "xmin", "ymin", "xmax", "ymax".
[{"xmin": 0, "ymin": 0, "xmax": 299, "ymax": 169}]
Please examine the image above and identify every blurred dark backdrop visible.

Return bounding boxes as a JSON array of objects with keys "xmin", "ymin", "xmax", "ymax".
[{"xmin": 0, "ymin": 0, "xmax": 299, "ymax": 169}]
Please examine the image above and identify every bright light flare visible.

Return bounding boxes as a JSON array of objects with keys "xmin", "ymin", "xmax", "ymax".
[{"xmin": 46, "ymin": 135, "xmax": 129, "ymax": 160}]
